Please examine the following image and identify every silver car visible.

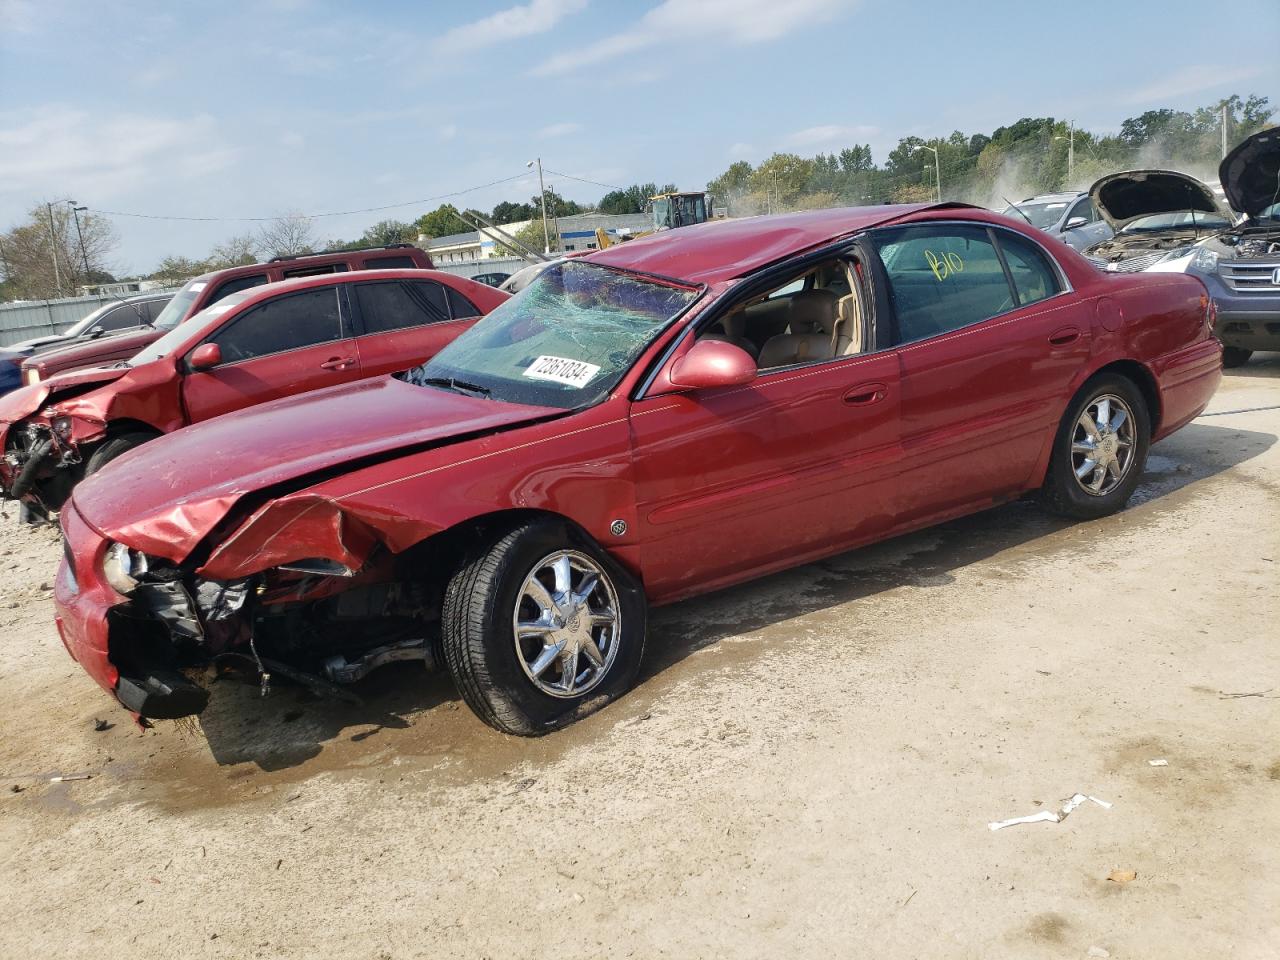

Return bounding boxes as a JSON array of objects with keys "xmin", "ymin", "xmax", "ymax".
[{"xmin": 1002, "ymin": 191, "xmax": 1113, "ymax": 251}]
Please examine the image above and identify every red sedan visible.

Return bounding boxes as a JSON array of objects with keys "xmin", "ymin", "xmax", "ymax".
[
  {"xmin": 53, "ymin": 205, "xmax": 1221, "ymax": 732},
  {"xmin": 0, "ymin": 269, "xmax": 506, "ymax": 519}
]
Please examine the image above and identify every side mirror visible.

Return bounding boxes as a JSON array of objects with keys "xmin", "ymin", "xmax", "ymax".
[
  {"xmin": 667, "ymin": 339, "xmax": 757, "ymax": 390},
  {"xmin": 1063, "ymin": 216, "xmax": 1088, "ymax": 230},
  {"xmin": 189, "ymin": 342, "xmax": 222, "ymax": 371}
]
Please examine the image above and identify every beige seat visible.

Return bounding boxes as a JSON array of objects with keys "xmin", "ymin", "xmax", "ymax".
[
  {"xmin": 757, "ymin": 289, "xmax": 839, "ymax": 368},
  {"xmin": 701, "ymin": 308, "xmax": 759, "ymax": 359}
]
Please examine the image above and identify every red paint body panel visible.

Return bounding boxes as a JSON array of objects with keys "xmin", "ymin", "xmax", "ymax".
[{"xmin": 54, "ymin": 207, "xmax": 1223, "ymax": 714}]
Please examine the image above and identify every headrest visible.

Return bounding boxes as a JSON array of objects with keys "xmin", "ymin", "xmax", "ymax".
[{"xmin": 789, "ymin": 288, "xmax": 838, "ymax": 334}]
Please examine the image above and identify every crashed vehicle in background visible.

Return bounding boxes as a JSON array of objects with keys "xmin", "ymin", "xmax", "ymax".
[
  {"xmin": 1083, "ymin": 169, "xmax": 1234, "ymax": 275},
  {"xmin": 52, "ymin": 204, "xmax": 1221, "ymax": 733},
  {"xmin": 1147, "ymin": 128, "xmax": 1280, "ymax": 367},
  {"xmin": 0, "ymin": 348, "xmax": 24, "ymax": 398},
  {"xmin": 1001, "ymin": 191, "xmax": 1113, "ymax": 251},
  {"xmin": 19, "ymin": 244, "xmax": 434, "ymax": 386},
  {"xmin": 7, "ymin": 291, "xmax": 173, "ymax": 363},
  {"xmin": 0, "ymin": 270, "xmax": 504, "ymax": 521}
]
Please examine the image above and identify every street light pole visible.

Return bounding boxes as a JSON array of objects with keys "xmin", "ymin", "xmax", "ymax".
[
  {"xmin": 528, "ymin": 158, "xmax": 552, "ymax": 254},
  {"xmin": 45, "ymin": 201, "xmax": 64, "ymax": 298},
  {"xmin": 68, "ymin": 202, "xmax": 91, "ymax": 281},
  {"xmin": 917, "ymin": 145, "xmax": 941, "ymax": 202}
]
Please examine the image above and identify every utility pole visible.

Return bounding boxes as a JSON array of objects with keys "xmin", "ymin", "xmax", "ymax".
[
  {"xmin": 527, "ymin": 157, "xmax": 552, "ymax": 254},
  {"xmin": 45, "ymin": 202, "xmax": 63, "ymax": 298},
  {"xmin": 917, "ymin": 145, "xmax": 941, "ymax": 202},
  {"xmin": 1221, "ymin": 103, "xmax": 1229, "ymax": 159},
  {"xmin": 1067, "ymin": 120, "xmax": 1074, "ymax": 180},
  {"xmin": 69, "ymin": 202, "xmax": 91, "ymax": 281},
  {"xmin": 773, "ymin": 170, "xmax": 780, "ymax": 212}
]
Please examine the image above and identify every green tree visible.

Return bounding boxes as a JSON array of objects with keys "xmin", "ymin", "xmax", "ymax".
[
  {"xmin": 414, "ymin": 204, "xmax": 466, "ymax": 239},
  {"xmin": 360, "ymin": 219, "xmax": 416, "ymax": 246},
  {"xmin": 491, "ymin": 200, "xmax": 535, "ymax": 224}
]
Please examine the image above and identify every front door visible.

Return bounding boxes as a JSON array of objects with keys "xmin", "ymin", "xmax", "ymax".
[
  {"xmin": 181, "ymin": 286, "xmax": 364, "ymax": 423},
  {"xmin": 629, "ymin": 343, "xmax": 902, "ymax": 603}
]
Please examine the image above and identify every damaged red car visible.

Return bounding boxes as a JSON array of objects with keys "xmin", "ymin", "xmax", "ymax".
[
  {"xmin": 0, "ymin": 269, "xmax": 506, "ymax": 520},
  {"xmin": 53, "ymin": 204, "xmax": 1221, "ymax": 734}
]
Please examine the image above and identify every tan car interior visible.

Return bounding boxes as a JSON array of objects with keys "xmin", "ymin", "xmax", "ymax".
[{"xmin": 700, "ymin": 258, "xmax": 866, "ymax": 369}]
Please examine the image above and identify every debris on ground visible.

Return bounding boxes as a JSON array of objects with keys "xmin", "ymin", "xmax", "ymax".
[
  {"xmin": 49, "ymin": 773, "xmax": 92, "ymax": 783},
  {"xmin": 988, "ymin": 794, "xmax": 1111, "ymax": 831},
  {"xmin": 1107, "ymin": 869, "xmax": 1137, "ymax": 884},
  {"xmin": 1148, "ymin": 758, "xmax": 1168, "ymax": 766},
  {"xmin": 1088, "ymin": 947, "xmax": 1111, "ymax": 958},
  {"xmin": 93, "ymin": 718, "xmax": 113, "ymax": 732}
]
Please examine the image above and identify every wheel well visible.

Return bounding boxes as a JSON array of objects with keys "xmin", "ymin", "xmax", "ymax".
[
  {"xmin": 1091, "ymin": 360, "xmax": 1161, "ymax": 434},
  {"xmin": 103, "ymin": 419, "xmax": 164, "ymax": 442}
]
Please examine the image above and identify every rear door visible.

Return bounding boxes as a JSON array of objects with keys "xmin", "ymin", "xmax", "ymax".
[
  {"xmin": 180, "ymin": 286, "xmax": 363, "ymax": 423},
  {"xmin": 866, "ymin": 221, "xmax": 1089, "ymax": 522},
  {"xmin": 351, "ymin": 279, "xmax": 480, "ymax": 375}
]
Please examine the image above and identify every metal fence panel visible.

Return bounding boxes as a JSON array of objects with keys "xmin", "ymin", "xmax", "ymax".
[
  {"xmin": 429, "ymin": 256, "xmax": 534, "ymax": 282},
  {"xmin": 0, "ymin": 292, "xmax": 173, "ymax": 348}
]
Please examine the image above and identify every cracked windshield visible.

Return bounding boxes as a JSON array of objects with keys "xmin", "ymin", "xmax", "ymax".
[{"xmin": 402, "ymin": 260, "xmax": 697, "ymax": 408}]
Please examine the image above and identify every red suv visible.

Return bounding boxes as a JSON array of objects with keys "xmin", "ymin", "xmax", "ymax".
[
  {"xmin": 19, "ymin": 244, "xmax": 434, "ymax": 385},
  {"xmin": 0, "ymin": 269, "xmax": 504, "ymax": 518}
]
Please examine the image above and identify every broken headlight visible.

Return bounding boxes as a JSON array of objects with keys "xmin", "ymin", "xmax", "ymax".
[
  {"xmin": 1192, "ymin": 248, "xmax": 1218, "ymax": 272},
  {"xmin": 50, "ymin": 416, "xmax": 74, "ymax": 441},
  {"xmin": 102, "ymin": 541, "xmax": 150, "ymax": 595}
]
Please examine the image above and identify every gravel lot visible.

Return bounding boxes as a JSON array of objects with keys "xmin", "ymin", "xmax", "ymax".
[{"xmin": 1, "ymin": 360, "xmax": 1277, "ymax": 960}]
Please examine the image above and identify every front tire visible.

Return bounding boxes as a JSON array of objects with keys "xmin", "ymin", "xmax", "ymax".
[
  {"xmin": 441, "ymin": 518, "xmax": 647, "ymax": 736},
  {"xmin": 1221, "ymin": 346, "xmax": 1252, "ymax": 369},
  {"xmin": 1038, "ymin": 373, "xmax": 1151, "ymax": 520},
  {"xmin": 85, "ymin": 432, "xmax": 156, "ymax": 477}
]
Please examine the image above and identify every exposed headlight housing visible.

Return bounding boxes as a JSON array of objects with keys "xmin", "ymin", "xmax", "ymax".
[
  {"xmin": 102, "ymin": 541, "xmax": 150, "ymax": 595},
  {"xmin": 50, "ymin": 416, "xmax": 74, "ymax": 441},
  {"xmin": 1192, "ymin": 248, "xmax": 1219, "ymax": 272},
  {"xmin": 1157, "ymin": 245, "xmax": 1196, "ymax": 264}
]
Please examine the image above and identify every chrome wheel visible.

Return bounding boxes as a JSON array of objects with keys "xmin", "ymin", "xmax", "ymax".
[
  {"xmin": 1071, "ymin": 393, "xmax": 1136, "ymax": 496},
  {"xmin": 513, "ymin": 550, "xmax": 620, "ymax": 698}
]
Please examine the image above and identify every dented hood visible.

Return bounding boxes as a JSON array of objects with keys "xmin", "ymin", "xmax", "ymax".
[
  {"xmin": 1089, "ymin": 169, "xmax": 1227, "ymax": 230},
  {"xmin": 71, "ymin": 375, "xmax": 559, "ymax": 558},
  {"xmin": 0, "ymin": 365, "xmax": 130, "ymax": 426},
  {"xmin": 1219, "ymin": 128, "xmax": 1280, "ymax": 217}
]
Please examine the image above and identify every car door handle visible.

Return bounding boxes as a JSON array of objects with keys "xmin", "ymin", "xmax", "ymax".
[
  {"xmin": 843, "ymin": 382, "xmax": 888, "ymax": 405},
  {"xmin": 1048, "ymin": 327, "xmax": 1080, "ymax": 346},
  {"xmin": 319, "ymin": 356, "xmax": 356, "ymax": 371}
]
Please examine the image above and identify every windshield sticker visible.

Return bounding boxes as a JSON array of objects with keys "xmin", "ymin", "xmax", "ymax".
[
  {"xmin": 189, "ymin": 282, "xmax": 208, "ymax": 292},
  {"xmin": 1045, "ymin": 203, "xmax": 1067, "ymax": 210},
  {"xmin": 925, "ymin": 250, "xmax": 964, "ymax": 282},
  {"xmin": 522, "ymin": 355, "xmax": 601, "ymax": 388}
]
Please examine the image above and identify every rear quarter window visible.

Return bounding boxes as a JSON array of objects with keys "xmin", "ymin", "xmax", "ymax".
[{"xmin": 364, "ymin": 255, "xmax": 418, "ymax": 269}]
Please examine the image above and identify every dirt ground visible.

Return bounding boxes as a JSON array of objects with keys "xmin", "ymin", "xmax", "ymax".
[{"xmin": 1, "ymin": 360, "xmax": 1277, "ymax": 960}]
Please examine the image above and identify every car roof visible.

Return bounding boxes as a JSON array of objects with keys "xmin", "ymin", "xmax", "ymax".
[
  {"xmin": 218, "ymin": 268, "xmax": 469, "ymax": 305},
  {"xmin": 1016, "ymin": 192, "xmax": 1084, "ymax": 203},
  {"xmin": 583, "ymin": 204, "xmax": 950, "ymax": 285},
  {"xmin": 187, "ymin": 246, "xmax": 426, "ymax": 284}
]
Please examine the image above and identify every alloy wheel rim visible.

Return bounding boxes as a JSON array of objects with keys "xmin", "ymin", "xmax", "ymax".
[
  {"xmin": 513, "ymin": 550, "xmax": 621, "ymax": 699},
  {"xmin": 1071, "ymin": 393, "xmax": 1136, "ymax": 497}
]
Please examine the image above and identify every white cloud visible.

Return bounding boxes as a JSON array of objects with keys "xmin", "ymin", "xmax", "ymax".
[
  {"xmin": 437, "ymin": 0, "xmax": 589, "ymax": 53},
  {"xmin": 439, "ymin": 123, "xmax": 458, "ymax": 141},
  {"xmin": 1122, "ymin": 64, "xmax": 1266, "ymax": 106},
  {"xmin": 785, "ymin": 124, "xmax": 879, "ymax": 147},
  {"xmin": 0, "ymin": 106, "xmax": 239, "ymax": 203},
  {"xmin": 728, "ymin": 142, "xmax": 756, "ymax": 158},
  {"xmin": 533, "ymin": 0, "xmax": 857, "ymax": 76},
  {"xmin": 538, "ymin": 121, "xmax": 582, "ymax": 138}
]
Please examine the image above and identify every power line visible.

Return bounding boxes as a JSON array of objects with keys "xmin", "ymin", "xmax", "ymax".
[
  {"xmin": 542, "ymin": 168, "xmax": 625, "ymax": 191},
  {"xmin": 86, "ymin": 172, "xmax": 533, "ymax": 223}
]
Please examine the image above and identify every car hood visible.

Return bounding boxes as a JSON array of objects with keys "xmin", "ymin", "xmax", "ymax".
[
  {"xmin": 72, "ymin": 375, "xmax": 561, "ymax": 559},
  {"xmin": 30, "ymin": 328, "xmax": 161, "ymax": 374},
  {"xmin": 1219, "ymin": 128, "xmax": 1280, "ymax": 217},
  {"xmin": 0, "ymin": 364, "xmax": 130, "ymax": 426},
  {"xmin": 9, "ymin": 334, "xmax": 62, "ymax": 352},
  {"xmin": 1089, "ymin": 170, "xmax": 1228, "ymax": 231}
]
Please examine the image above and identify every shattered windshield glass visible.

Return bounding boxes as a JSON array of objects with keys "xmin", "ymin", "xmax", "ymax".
[{"xmin": 403, "ymin": 260, "xmax": 698, "ymax": 409}]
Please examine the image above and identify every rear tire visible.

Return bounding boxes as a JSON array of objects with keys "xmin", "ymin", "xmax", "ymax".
[
  {"xmin": 1221, "ymin": 346, "xmax": 1252, "ymax": 369},
  {"xmin": 85, "ymin": 432, "xmax": 155, "ymax": 477},
  {"xmin": 1038, "ymin": 373, "xmax": 1151, "ymax": 520},
  {"xmin": 441, "ymin": 517, "xmax": 647, "ymax": 736}
]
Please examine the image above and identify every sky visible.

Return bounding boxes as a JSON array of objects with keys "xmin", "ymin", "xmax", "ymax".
[{"xmin": 2, "ymin": 0, "xmax": 1277, "ymax": 275}]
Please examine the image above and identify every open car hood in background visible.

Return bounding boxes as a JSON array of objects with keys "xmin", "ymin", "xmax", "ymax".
[
  {"xmin": 1088, "ymin": 170, "xmax": 1227, "ymax": 231},
  {"xmin": 1219, "ymin": 128, "xmax": 1280, "ymax": 217}
]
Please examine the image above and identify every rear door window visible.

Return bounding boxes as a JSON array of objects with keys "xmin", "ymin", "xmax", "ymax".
[
  {"xmin": 98, "ymin": 302, "xmax": 147, "ymax": 331},
  {"xmin": 354, "ymin": 280, "xmax": 450, "ymax": 334},
  {"xmin": 365, "ymin": 255, "xmax": 418, "ymax": 269},
  {"xmin": 209, "ymin": 287, "xmax": 345, "ymax": 363},
  {"xmin": 445, "ymin": 287, "xmax": 481, "ymax": 319},
  {"xmin": 869, "ymin": 224, "xmax": 1015, "ymax": 345},
  {"xmin": 283, "ymin": 263, "xmax": 349, "ymax": 279},
  {"xmin": 209, "ymin": 273, "xmax": 269, "ymax": 305},
  {"xmin": 995, "ymin": 231, "xmax": 1062, "ymax": 307}
]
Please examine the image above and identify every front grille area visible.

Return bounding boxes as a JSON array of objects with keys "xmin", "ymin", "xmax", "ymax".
[
  {"xmin": 1107, "ymin": 252, "xmax": 1165, "ymax": 273},
  {"xmin": 1222, "ymin": 261, "xmax": 1280, "ymax": 294}
]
